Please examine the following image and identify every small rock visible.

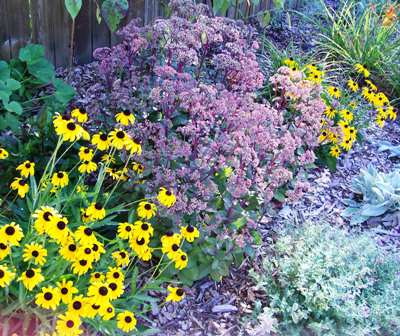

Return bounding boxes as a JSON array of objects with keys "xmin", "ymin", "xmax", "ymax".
[{"xmin": 211, "ymin": 304, "xmax": 238, "ymax": 313}]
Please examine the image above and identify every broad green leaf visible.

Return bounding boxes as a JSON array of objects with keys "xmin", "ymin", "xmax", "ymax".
[
  {"xmin": 0, "ymin": 61, "xmax": 10, "ymax": 80},
  {"xmin": 213, "ymin": 0, "xmax": 230, "ymax": 16},
  {"xmin": 101, "ymin": 0, "xmax": 129, "ymax": 32},
  {"xmin": 273, "ymin": 0, "xmax": 285, "ymax": 9},
  {"xmin": 64, "ymin": 0, "xmax": 82, "ymax": 19},
  {"xmin": 19, "ymin": 44, "xmax": 45, "ymax": 64},
  {"xmin": 5, "ymin": 101, "xmax": 23, "ymax": 114},
  {"xmin": 53, "ymin": 78, "xmax": 75, "ymax": 104},
  {"xmin": 5, "ymin": 78, "xmax": 21, "ymax": 91},
  {"xmin": 0, "ymin": 113, "xmax": 20, "ymax": 132},
  {"xmin": 27, "ymin": 58, "xmax": 55, "ymax": 83}
]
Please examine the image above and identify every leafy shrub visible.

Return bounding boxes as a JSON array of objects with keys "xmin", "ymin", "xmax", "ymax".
[
  {"xmin": 0, "ymin": 44, "xmax": 75, "ymax": 133},
  {"xmin": 70, "ymin": 0, "xmax": 325, "ymax": 282},
  {"xmin": 343, "ymin": 165, "xmax": 400, "ymax": 225},
  {"xmin": 252, "ymin": 222, "xmax": 400, "ymax": 335},
  {"xmin": 0, "ymin": 108, "xmax": 197, "ymax": 335},
  {"xmin": 315, "ymin": 1, "xmax": 400, "ymax": 99}
]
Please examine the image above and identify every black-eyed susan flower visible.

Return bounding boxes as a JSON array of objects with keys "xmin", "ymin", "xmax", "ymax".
[
  {"xmin": 386, "ymin": 106, "xmax": 397, "ymax": 120},
  {"xmin": 10, "ymin": 177, "xmax": 29, "ymax": 198},
  {"xmin": 85, "ymin": 203, "xmax": 106, "ymax": 221},
  {"xmin": 57, "ymin": 279, "xmax": 78, "ymax": 304},
  {"xmin": 71, "ymin": 108, "xmax": 89, "ymax": 123},
  {"xmin": 72, "ymin": 258, "xmax": 93, "ymax": 276},
  {"xmin": 328, "ymin": 131, "xmax": 339, "ymax": 144},
  {"xmin": 318, "ymin": 130, "xmax": 328, "ymax": 143},
  {"xmin": 161, "ymin": 232, "xmax": 182, "ymax": 254},
  {"xmin": 0, "ymin": 242, "xmax": 11, "ymax": 261},
  {"xmin": 340, "ymin": 109, "xmax": 353, "ymax": 122},
  {"xmin": 101, "ymin": 153, "xmax": 115, "ymax": 164},
  {"xmin": 362, "ymin": 87, "xmax": 375, "ymax": 103},
  {"xmin": 129, "ymin": 236, "xmax": 151, "ymax": 259},
  {"xmin": 91, "ymin": 242, "xmax": 105, "ymax": 262},
  {"xmin": 327, "ymin": 86, "xmax": 341, "ymax": 99},
  {"xmin": 0, "ymin": 265, "xmax": 15, "ymax": 288},
  {"xmin": 90, "ymin": 271, "xmax": 105, "ymax": 283},
  {"xmin": 0, "ymin": 147, "xmax": 9, "ymax": 159},
  {"xmin": 115, "ymin": 111, "xmax": 135, "ymax": 126},
  {"xmin": 355, "ymin": 63, "xmax": 369, "ymax": 78},
  {"xmin": 19, "ymin": 268, "xmax": 44, "ymax": 291},
  {"xmin": 76, "ymin": 245, "xmax": 95, "ymax": 263},
  {"xmin": 173, "ymin": 250, "xmax": 188, "ymax": 270},
  {"xmin": 78, "ymin": 161, "xmax": 98, "ymax": 174},
  {"xmin": 99, "ymin": 304, "xmax": 115, "ymax": 320},
  {"xmin": 55, "ymin": 120, "xmax": 86, "ymax": 142},
  {"xmin": 81, "ymin": 209, "xmax": 92, "ymax": 224},
  {"xmin": 137, "ymin": 201, "xmax": 157, "ymax": 219},
  {"xmin": 106, "ymin": 267, "xmax": 124, "ymax": 284},
  {"xmin": 92, "ymin": 132, "xmax": 110, "ymax": 151},
  {"xmin": 52, "ymin": 171, "xmax": 69, "ymax": 188},
  {"xmin": 87, "ymin": 281, "xmax": 112, "ymax": 305},
  {"xmin": 349, "ymin": 101, "xmax": 357, "ymax": 109},
  {"xmin": 55, "ymin": 311, "xmax": 82, "ymax": 335},
  {"xmin": 166, "ymin": 286, "xmax": 185, "ymax": 302},
  {"xmin": 157, "ymin": 187, "xmax": 176, "ymax": 208},
  {"xmin": 112, "ymin": 250, "xmax": 130, "ymax": 267},
  {"xmin": 109, "ymin": 129, "xmax": 130, "ymax": 150},
  {"xmin": 132, "ymin": 220, "xmax": 153, "ymax": 241},
  {"xmin": 48, "ymin": 216, "xmax": 70, "ymax": 244},
  {"xmin": 180, "ymin": 225, "xmax": 200, "ymax": 243},
  {"xmin": 1, "ymin": 222, "xmax": 24, "ymax": 246},
  {"xmin": 85, "ymin": 298, "xmax": 103, "ymax": 319},
  {"xmin": 324, "ymin": 106, "xmax": 336, "ymax": 119},
  {"xmin": 132, "ymin": 162, "xmax": 144, "ymax": 174},
  {"xmin": 35, "ymin": 286, "xmax": 61, "ymax": 310},
  {"xmin": 32, "ymin": 206, "xmax": 58, "ymax": 235},
  {"xmin": 59, "ymin": 240, "xmax": 78, "ymax": 262},
  {"xmin": 68, "ymin": 295, "xmax": 89, "ymax": 318},
  {"xmin": 329, "ymin": 145, "xmax": 341, "ymax": 158},
  {"xmin": 376, "ymin": 113, "xmax": 386, "ymax": 128},
  {"xmin": 105, "ymin": 167, "xmax": 120, "ymax": 180},
  {"xmin": 347, "ymin": 79, "xmax": 359, "ymax": 92},
  {"xmin": 126, "ymin": 138, "xmax": 142, "ymax": 156},
  {"xmin": 117, "ymin": 222, "xmax": 135, "ymax": 240},
  {"xmin": 107, "ymin": 280, "xmax": 124, "ymax": 300},
  {"xmin": 16, "ymin": 160, "xmax": 35, "ymax": 178},
  {"xmin": 365, "ymin": 79, "xmax": 377, "ymax": 92},
  {"xmin": 23, "ymin": 243, "xmax": 47, "ymax": 265},
  {"xmin": 53, "ymin": 113, "xmax": 71, "ymax": 132},
  {"xmin": 78, "ymin": 146, "xmax": 94, "ymax": 161},
  {"xmin": 117, "ymin": 311, "xmax": 137, "ymax": 332},
  {"xmin": 340, "ymin": 138, "xmax": 353, "ymax": 151}
]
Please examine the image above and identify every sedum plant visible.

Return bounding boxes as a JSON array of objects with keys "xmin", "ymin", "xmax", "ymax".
[
  {"xmin": 251, "ymin": 222, "xmax": 400, "ymax": 336},
  {"xmin": 343, "ymin": 165, "xmax": 400, "ymax": 225},
  {"xmin": 0, "ymin": 108, "xmax": 199, "ymax": 335},
  {"xmin": 69, "ymin": 0, "xmax": 326, "ymax": 283}
]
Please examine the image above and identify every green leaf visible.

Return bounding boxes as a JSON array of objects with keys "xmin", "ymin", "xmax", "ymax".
[
  {"xmin": 101, "ymin": 0, "xmax": 129, "ymax": 32},
  {"xmin": 27, "ymin": 58, "xmax": 55, "ymax": 83},
  {"xmin": 64, "ymin": 0, "xmax": 82, "ymax": 19},
  {"xmin": 5, "ymin": 78, "xmax": 21, "ymax": 91},
  {"xmin": 0, "ymin": 113, "xmax": 20, "ymax": 132},
  {"xmin": 232, "ymin": 216, "xmax": 246, "ymax": 230},
  {"xmin": 53, "ymin": 78, "xmax": 75, "ymax": 104},
  {"xmin": 213, "ymin": 0, "xmax": 230, "ymax": 16},
  {"xmin": 19, "ymin": 44, "xmax": 45, "ymax": 64},
  {"xmin": 0, "ymin": 61, "xmax": 10, "ymax": 80},
  {"xmin": 4, "ymin": 101, "xmax": 23, "ymax": 114}
]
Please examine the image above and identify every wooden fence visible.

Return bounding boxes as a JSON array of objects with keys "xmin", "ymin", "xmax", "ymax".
[{"xmin": 0, "ymin": 0, "xmax": 302, "ymax": 67}]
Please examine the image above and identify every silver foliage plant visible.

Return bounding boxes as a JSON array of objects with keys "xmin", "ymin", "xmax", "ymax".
[{"xmin": 342, "ymin": 165, "xmax": 400, "ymax": 225}]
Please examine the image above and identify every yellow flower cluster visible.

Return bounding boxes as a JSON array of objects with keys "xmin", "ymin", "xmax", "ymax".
[{"xmin": 0, "ymin": 107, "xmax": 201, "ymax": 335}]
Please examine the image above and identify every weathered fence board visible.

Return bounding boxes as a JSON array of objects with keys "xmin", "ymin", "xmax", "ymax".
[{"xmin": 0, "ymin": 0, "xmax": 301, "ymax": 67}]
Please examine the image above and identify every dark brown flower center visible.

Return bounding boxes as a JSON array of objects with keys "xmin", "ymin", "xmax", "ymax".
[
  {"xmin": 94, "ymin": 273, "xmax": 101, "ymax": 279},
  {"xmin": 109, "ymin": 283, "xmax": 117, "ymax": 291},
  {"xmin": 107, "ymin": 307, "xmax": 113, "ymax": 313},
  {"xmin": 92, "ymin": 244, "xmax": 99, "ymax": 251},
  {"xmin": 141, "ymin": 223, "xmax": 148, "ymax": 231},
  {"xmin": 84, "ymin": 248, "xmax": 91, "ymax": 255},
  {"xmin": 165, "ymin": 190, "xmax": 172, "ymax": 196},
  {"xmin": 84, "ymin": 148, "xmax": 90, "ymax": 154},
  {"xmin": 176, "ymin": 288, "xmax": 184, "ymax": 296},
  {"xmin": 66, "ymin": 320, "xmax": 74, "ymax": 328},
  {"xmin": 67, "ymin": 122, "xmax": 76, "ymax": 131},
  {"xmin": 84, "ymin": 228, "xmax": 92, "ymax": 235},
  {"xmin": 99, "ymin": 286, "xmax": 108, "ymax": 296},
  {"xmin": 92, "ymin": 304, "xmax": 100, "ymax": 310},
  {"xmin": 43, "ymin": 212, "xmax": 52, "ymax": 221},
  {"xmin": 73, "ymin": 301, "xmax": 82, "ymax": 310},
  {"xmin": 172, "ymin": 244, "xmax": 179, "ymax": 252},
  {"xmin": 68, "ymin": 244, "xmax": 77, "ymax": 252},
  {"xmin": 0, "ymin": 243, "xmax": 7, "ymax": 250},
  {"xmin": 113, "ymin": 272, "xmax": 120, "ymax": 279},
  {"xmin": 31, "ymin": 250, "xmax": 39, "ymax": 258},
  {"xmin": 100, "ymin": 133, "xmax": 108, "ymax": 141},
  {"xmin": 26, "ymin": 269, "xmax": 35, "ymax": 278},
  {"xmin": 57, "ymin": 172, "xmax": 64, "ymax": 178},
  {"xmin": 125, "ymin": 316, "xmax": 132, "ymax": 323},
  {"xmin": 116, "ymin": 131, "xmax": 125, "ymax": 139},
  {"xmin": 57, "ymin": 221, "xmax": 66, "ymax": 230},
  {"xmin": 144, "ymin": 204, "xmax": 151, "ymax": 210},
  {"xmin": 61, "ymin": 287, "xmax": 68, "ymax": 295},
  {"xmin": 166, "ymin": 231, "xmax": 173, "ymax": 237},
  {"xmin": 125, "ymin": 225, "xmax": 132, "ymax": 232},
  {"xmin": 94, "ymin": 203, "xmax": 102, "ymax": 210},
  {"xmin": 181, "ymin": 255, "xmax": 187, "ymax": 261},
  {"xmin": 0, "ymin": 270, "xmax": 4, "ymax": 278},
  {"xmin": 44, "ymin": 292, "xmax": 53, "ymax": 300},
  {"xmin": 120, "ymin": 252, "xmax": 126, "ymax": 258},
  {"xmin": 187, "ymin": 225, "xmax": 194, "ymax": 233},
  {"xmin": 79, "ymin": 259, "xmax": 87, "ymax": 266},
  {"xmin": 123, "ymin": 111, "xmax": 131, "ymax": 116},
  {"xmin": 5, "ymin": 226, "xmax": 15, "ymax": 235},
  {"xmin": 25, "ymin": 163, "xmax": 31, "ymax": 168},
  {"xmin": 19, "ymin": 180, "xmax": 26, "ymax": 186}
]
